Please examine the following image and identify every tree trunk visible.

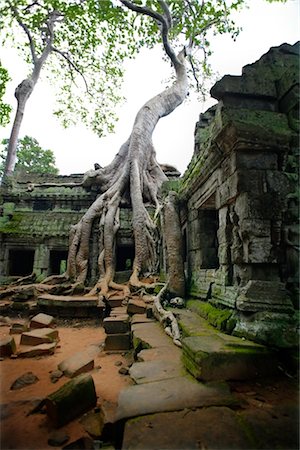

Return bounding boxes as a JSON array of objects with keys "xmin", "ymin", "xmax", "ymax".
[
  {"xmin": 66, "ymin": 52, "xmax": 188, "ymax": 295},
  {"xmin": 3, "ymin": 79, "xmax": 34, "ymax": 179},
  {"xmin": 163, "ymin": 191, "xmax": 185, "ymax": 298}
]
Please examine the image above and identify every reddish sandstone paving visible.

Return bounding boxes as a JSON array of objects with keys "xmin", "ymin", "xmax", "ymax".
[{"xmin": 0, "ymin": 320, "xmax": 133, "ymax": 450}]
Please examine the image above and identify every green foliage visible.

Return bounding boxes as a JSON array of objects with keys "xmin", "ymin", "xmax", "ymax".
[
  {"xmin": 0, "ymin": 61, "xmax": 11, "ymax": 126},
  {"xmin": 0, "ymin": 136, "xmax": 58, "ymax": 175},
  {"xmin": 0, "ymin": 0, "xmax": 157, "ymax": 137}
]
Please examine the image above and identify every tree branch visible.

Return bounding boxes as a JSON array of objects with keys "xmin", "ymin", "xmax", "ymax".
[
  {"xmin": 8, "ymin": 0, "xmax": 37, "ymax": 64},
  {"xmin": 51, "ymin": 47, "xmax": 91, "ymax": 95},
  {"xmin": 120, "ymin": 0, "xmax": 181, "ymax": 69}
]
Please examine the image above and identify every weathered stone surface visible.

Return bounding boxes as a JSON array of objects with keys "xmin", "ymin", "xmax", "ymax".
[
  {"xmin": 116, "ymin": 377, "xmax": 238, "ymax": 420},
  {"xmin": 20, "ymin": 328, "xmax": 59, "ymax": 346},
  {"xmin": 62, "ymin": 436, "xmax": 94, "ymax": 450},
  {"xmin": 132, "ymin": 322, "xmax": 172, "ymax": 351},
  {"xmin": 129, "ymin": 360, "xmax": 182, "ymax": 384},
  {"xmin": 9, "ymin": 322, "xmax": 28, "ymax": 334},
  {"xmin": 30, "ymin": 312, "xmax": 54, "ymax": 329},
  {"xmin": 10, "ymin": 371, "xmax": 39, "ymax": 390},
  {"xmin": 236, "ymin": 280, "xmax": 294, "ymax": 313},
  {"xmin": 122, "ymin": 407, "xmax": 252, "ymax": 450},
  {"xmin": 79, "ymin": 408, "xmax": 106, "ymax": 437},
  {"xmin": 182, "ymin": 335, "xmax": 277, "ymax": 381},
  {"xmin": 38, "ymin": 294, "xmax": 102, "ymax": 318},
  {"xmin": 58, "ymin": 352, "xmax": 94, "ymax": 378},
  {"xmin": 104, "ymin": 333, "xmax": 131, "ymax": 351},
  {"xmin": 233, "ymin": 311, "xmax": 298, "ymax": 348},
  {"xmin": 17, "ymin": 342, "xmax": 57, "ymax": 358},
  {"xmin": 0, "ymin": 336, "xmax": 16, "ymax": 357},
  {"xmin": 46, "ymin": 374, "xmax": 97, "ymax": 427},
  {"xmin": 103, "ymin": 315, "xmax": 130, "ymax": 334},
  {"xmin": 131, "ymin": 314, "xmax": 154, "ymax": 325},
  {"xmin": 137, "ymin": 346, "xmax": 181, "ymax": 363},
  {"xmin": 127, "ymin": 299, "xmax": 147, "ymax": 315},
  {"xmin": 11, "ymin": 287, "xmax": 36, "ymax": 302},
  {"xmin": 50, "ymin": 369, "xmax": 64, "ymax": 383},
  {"xmin": 110, "ymin": 306, "xmax": 128, "ymax": 316},
  {"xmin": 107, "ymin": 296, "xmax": 124, "ymax": 308}
]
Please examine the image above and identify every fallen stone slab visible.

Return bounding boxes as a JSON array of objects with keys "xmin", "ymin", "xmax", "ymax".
[
  {"xmin": 129, "ymin": 360, "xmax": 183, "ymax": 384},
  {"xmin": 0, "ymin": 336, "xmax": 16, "ymax": 357},
  {"xmin": 38, "ymin": 294, "xmax": 103, "ymax": 318},
  {"xmin": 17, "ymin": 342, "xmax": 57, "ymax": 358},
  {"xmin": 10, "ymin": 371, "xmax": 39, "ymax": 390},
  {"xmin": 116, "ymin": 377, "xmax": 238, "ymax": 420},
  {"xmin": 107, "ymin": 296, "xmax": 124, "ymax": 308},
  {"xmin": 131, "ymin": 314, "xmax": 155, "ymax": 325},
  {"xmin": 122, "ymin": 406, "xmax": 252, "ymax": 450},
  {"xmin": 127, "ymin": 299, "xmax": 147, "ymax": 315},
  {"xmin": 20, "ymin": 328, "xmax": 59, "ymax": 346},
  {"xmin": 137, "ymin": 346, "xmax": 181, "ymax": 363},
  {"xmin": 30, "ymin": 312, "xmax": 54, "ymax": 329},
  {"xmin": 182, "ymin": 335, "xmax": 278, "ymax": 381},
  {"xmin": 58, "ymin": 352, "xmax": 95, "ymax": 378},
  {"xmin": 103, "ymin": 315, "xmax": 130, "ymax": 334},
  {"xmin": 104, "ymin": 333, "xmax": 131, "ymax": 351},
  {"xmin": 45, "ymin": 374, "xmax": 97, "ymax": 427},
  {"xmin": 9, "ymin": 322, "xmax": 29, "ymax": 335},
  {"xmin": 132, "ymin": 322, "xmax": 173, "ymax": 351}
]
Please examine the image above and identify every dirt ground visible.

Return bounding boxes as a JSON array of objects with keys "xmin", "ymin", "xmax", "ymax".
[{"xmin": 0, "ymin": 318, "xmax": 133, "ymax": 450}]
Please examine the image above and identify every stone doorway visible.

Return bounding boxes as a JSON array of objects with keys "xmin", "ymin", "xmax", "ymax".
[
  {"xmin": 49, "ymin": 250, "xmax": 68, "ymax": 275},
  {"xmin": 116, "ymin": 245, "xmax": 135, "ymax": 271},
  {"xmin": 8, "ymin": 249, "xmax": 35, "ymax": 276}
]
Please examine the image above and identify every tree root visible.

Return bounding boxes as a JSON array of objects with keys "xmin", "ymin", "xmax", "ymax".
[{"xmin": 152, "ymin": 282, "xmax": 182, "ymax": 347}]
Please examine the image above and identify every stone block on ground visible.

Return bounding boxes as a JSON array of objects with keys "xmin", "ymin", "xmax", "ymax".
[
  {"xmin": 0, "ymin": 336, "xmax": 16, "ymax": 357},
  {"xmin": 107, "ymin": 296, "xmax": 124, "ymax": 308},
  {"xmin": 103, "ymin": 315, "xmax": 130, "ymax": 334},
  {"xmin": 132, "ymin": 322, "xmax": 173, "ymax": 351},
  {"xmin": 104, "ymin": 333, "xmax": 131, "ymax": 351},
  {"xmin": 20, "ymin": 328, "xmax": 59, "ymax": 346},
  {"xmin": 129, "ymin": 360, "xmax": 183, "ymax": 384},
  {"xmin": 45, "ymin": 374, "xmax": 97, "ymax": 427},
  {"xmin": 110, "ymin": 307, "xmax": 128, "ymax": 317},
  {"xmin": 37, "ymin": 294, "xmax": 101, "ymax": 318},
  {"xmin": 10, "ymin": 372, "xmax": 39, "ymax": 390},
  {"xmin": 137, "ymin": 346, "xmax": 181, "ymax": 363},
  {"xmin": 30, "ymin": 312, "xmax": 54, "ymax": 329},
  {"xmin": 58, "ymin": 351, "xmax": 95, "ymax": 378},
  {"xmin": 182, "ymin": 335, "xmax": 278, "ymax": 381},
  {"xmin": 10, "ymin": 322, "xmax": 29, "ymax": 335},
  {"xmin": 116, "ymin": 377, "xmax": 238, "ymax": 420},
  {"xmin": 131, "ymin": 314, "xmax": 155, "ymax": 325},
  {"xmin": 127, "ymin": 299, "xmax": 147, "ymax": 315},
  {"xmin": 122, "ymin": 406, "xmax": 252, "ymax": 450},
  {"xmin": 17, "ymin": 342, "xmax": 57, "ymax": 358}
]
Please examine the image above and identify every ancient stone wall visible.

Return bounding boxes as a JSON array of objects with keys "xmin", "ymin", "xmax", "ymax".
[{"xmin": 179, "ymin": 42, "xmax": 299, "ymax": 347}]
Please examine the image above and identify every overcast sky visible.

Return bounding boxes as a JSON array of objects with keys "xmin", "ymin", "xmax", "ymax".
[{"xmin": 0, "ymin": 0, "xmax": 299, "ymax": 175}]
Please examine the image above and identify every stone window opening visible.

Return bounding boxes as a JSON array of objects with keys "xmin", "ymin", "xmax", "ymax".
[
  {"xmin": 9, "ymin": 249, "xmax": 35, "ymax": 276},
  {"xmin": 49, "ymin": 250, "xmax": 68, "ymax": 275}
]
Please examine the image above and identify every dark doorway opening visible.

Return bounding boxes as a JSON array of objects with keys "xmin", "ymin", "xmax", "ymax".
[
  {"xmin": 116, "ymin": 245, "xmax": 135, "ymax": 271},
  {"xmin": 49, "ymin": 250, "xmax": 68, "ymax": 275},
  {"xmin": 199, "ymin": 209, "xmax": 219, "ymax": 269},
  {"xmin": 9, "ymin": 249, "xmax": 35, "ymax": 276}
]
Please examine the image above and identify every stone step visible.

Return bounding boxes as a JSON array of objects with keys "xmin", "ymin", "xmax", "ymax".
[
  {"xmin": 104, "ymin": 333, "xmax": 131, "ymax": 351},
  {"xmin": 38, "ymin": 294, "xmax": 104, "ymax": 318},
  {"xmin": 182, "ymin": 334, "xmax": 279, "ymax": 381},
  {"xmin": 103, "ymin": 315, "xmax": 130, "ymax": 334},
  {"xmin": 129, "ymin": 360, "xmax": 183, "ymax": 384},
  {"xmin": 107, "ymin": 296, "xmax": 124, "ymax": 308}
]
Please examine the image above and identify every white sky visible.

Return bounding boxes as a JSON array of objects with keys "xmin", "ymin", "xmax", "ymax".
[{"xmin": 0, "ymin": 0, "xmax": 299, "ymax": 175}]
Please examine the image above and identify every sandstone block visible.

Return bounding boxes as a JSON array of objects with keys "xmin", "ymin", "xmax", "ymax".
[
  {"xmin": 20, "ymin": 328, "xmax": 59, "ymax": 346},
  {"xmin": 127, "ymin": 299, "xmax": 146, "ymax": 315},
  {"xmin": 30, "ymin": 313, "xmax": 54, "ymax": 329},
  {"xmin": 107, "ymin": 296, "xmax": 124, "ymax": 308},
  {"xmin": 58, "ymin": 352, "xmax": 94, "ymax": 378},
  {"xmin": 104, "ymin": 333, "xmax": 131, "ymax": 351},
  {"xmin": 17, "ymin": 342, "xmax": 57, "ymax": 358},
  {"xmin": 103, "ymin": 315, "xmax": 130, "ymax": 334},
  {"xmin": 10, "ymin": 322, "xmax": 28, "ymax": 335},
  {"xmin": 0, "ymin": 336, "xmax": 16, "ymax": 357}
]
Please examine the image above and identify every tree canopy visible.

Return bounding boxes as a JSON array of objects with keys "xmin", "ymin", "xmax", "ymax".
[
  {"xmin": 0, "ymin": 61, "xmax": 11, "ymax": 126},
  {"xmin": 0, "ymin": 135, "xmax": 58, "ymax": 175}
]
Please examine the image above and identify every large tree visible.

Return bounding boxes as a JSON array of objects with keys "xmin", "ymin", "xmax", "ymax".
[
  {"xmin": 46, "ymin": 0, "xmax": 244, "ymax": 298},
  {"xmin": 0, "ymin": 135, "xmax": 58, "ymax": 176},
  {"xmin": 0, "ymin": 0, "xmax": 152, "ymax": 180}
]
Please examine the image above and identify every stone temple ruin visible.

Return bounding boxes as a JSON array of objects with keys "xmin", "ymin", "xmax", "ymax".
[
  {"xmin": 0, "ymin": 42, "xmax": 299, "ymax": 450},
  {"xmin": 0, "ymin": 42, "xmax": 299, "ymax": 349}
]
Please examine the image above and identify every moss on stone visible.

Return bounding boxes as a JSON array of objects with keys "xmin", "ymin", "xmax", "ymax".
[{"xmin": 187, "ymin": 299, "xmax": 234, "ymax": 332}]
